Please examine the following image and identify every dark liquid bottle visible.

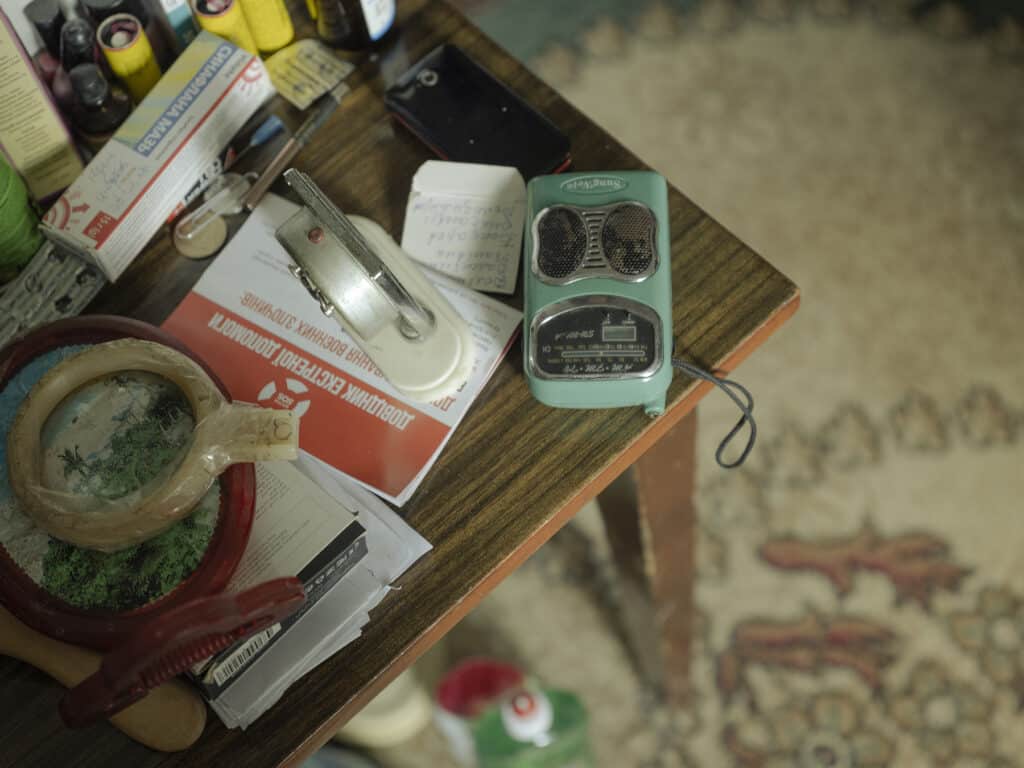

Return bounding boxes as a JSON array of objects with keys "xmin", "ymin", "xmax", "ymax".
[
  {"xmin": 314, "ymin": 0, "xmax": 395, "ymax": 51},
  {"xmin": 53, "ymin": 17, "xmax": 99, "ymax": 108},
  {"xmin": 25, "ymin": 0, "xmax": 64, "ymax": 58},
  {"xmin": 61, "ymin": 17, "xmax": 99, "ymax": 71},
  {"xmin": 25, "ymin": 0, "xmax": 63, "ymax": 83},
  {"xmin": 68, "ymin": 64, "xmax": 132, "ymax": 153}
]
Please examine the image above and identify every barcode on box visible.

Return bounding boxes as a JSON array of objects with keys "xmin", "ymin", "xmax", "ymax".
[{"xmin": 207, "ymin": 624, "xmax": 281, "ymax": 687}]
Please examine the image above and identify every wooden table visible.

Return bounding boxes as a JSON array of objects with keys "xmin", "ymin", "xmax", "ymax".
[{"xmin": 0, "ymin": 1, "xmax": 798, "ymax": 766}]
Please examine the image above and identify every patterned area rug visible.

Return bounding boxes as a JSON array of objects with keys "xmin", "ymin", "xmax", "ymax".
[{"xmin": 372, "ymin": 2, "xmax": 1024, "ymax": 766}]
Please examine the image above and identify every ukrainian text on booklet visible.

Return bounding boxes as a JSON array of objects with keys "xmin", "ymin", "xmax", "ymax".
[{"xmin": 162, "ymin": 194, "xmax": 522, "ymax": 505}]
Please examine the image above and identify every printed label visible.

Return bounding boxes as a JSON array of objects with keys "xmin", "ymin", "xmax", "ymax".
[
  {"xmin": 133, "ymin": 43, "xmax": 235, "ymax": 157},
  {"xmin": 559, "ymin": 176, "xmax": 629, "ymax": 194},
  {"xmin": 83, "ymin": 211, "xmax": 117, "ymax": 245},
  {"xmin": 209, "ymin": 624, "xmax": 281, "ymax": 687}
]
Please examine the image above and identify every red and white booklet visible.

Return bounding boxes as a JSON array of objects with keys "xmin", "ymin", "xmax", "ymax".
[{"xmin": 163, "ymin": 194, "xmax": 522, "ymax": 505}]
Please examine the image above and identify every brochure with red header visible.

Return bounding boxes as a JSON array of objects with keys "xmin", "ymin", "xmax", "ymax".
[{"xmin": 163, "ymin": 194, "xmax": 522, "ymax": 505}]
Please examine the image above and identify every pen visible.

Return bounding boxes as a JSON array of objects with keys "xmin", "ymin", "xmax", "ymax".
[
  {"xmin": 241, "ymin": 82, "xmax": 351, "ymax": 211},
  {"xmin": 225, "ymin": 114, "xmax": 285, "ymax": 171}
]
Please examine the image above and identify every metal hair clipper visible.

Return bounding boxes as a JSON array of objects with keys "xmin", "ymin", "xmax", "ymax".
[{"xmin": 274, "ymin": 170, "xmax": 474, "ymax": 402}]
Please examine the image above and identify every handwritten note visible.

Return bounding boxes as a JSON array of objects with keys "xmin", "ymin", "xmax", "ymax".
[{"xmin": 401, "ymin": 161, "xmax": 526, "ymax": 295}]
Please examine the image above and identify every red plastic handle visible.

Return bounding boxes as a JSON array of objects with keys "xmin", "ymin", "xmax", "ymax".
[{"xmin": 59, "ymin": 578, "xmax": 305, "ymax": 727}]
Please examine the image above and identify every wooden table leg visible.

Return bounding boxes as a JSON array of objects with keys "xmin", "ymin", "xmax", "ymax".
[{"xmin": 597, "ymin": 410, "xmax": 696, "ymax": 706}]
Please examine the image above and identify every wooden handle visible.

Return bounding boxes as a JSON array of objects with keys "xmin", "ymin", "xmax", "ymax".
[
  {"xmin": 242, "ymin": 138, "xmax": 300, "ymax": 211},
  {"xmin": 0, "ymin": 605, "xmax": 207, "ymax": 752}
]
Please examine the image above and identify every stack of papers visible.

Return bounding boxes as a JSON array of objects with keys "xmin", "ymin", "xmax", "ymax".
[{"xmin": 199, "ymin": 459, "xmax": 429, "ymax": 729}]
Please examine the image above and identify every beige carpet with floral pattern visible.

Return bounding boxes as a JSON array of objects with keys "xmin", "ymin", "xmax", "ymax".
[{"xmin": 370, "ymin": 2, "xmax": 1024, "ymax": 766}]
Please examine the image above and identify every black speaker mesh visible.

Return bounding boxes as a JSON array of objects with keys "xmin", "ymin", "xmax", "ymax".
[
  {"xmin": 602, "ymin": 205, "xmax": 654, "ymax": 275},
  {"xmin": 537, "ymin": 207, "xmax": 587, "ymax": 278}
]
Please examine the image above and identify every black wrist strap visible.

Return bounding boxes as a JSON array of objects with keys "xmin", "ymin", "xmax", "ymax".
[{"xmin": 671, "ymin": 359, "xmax": 757, "ymax": 469}]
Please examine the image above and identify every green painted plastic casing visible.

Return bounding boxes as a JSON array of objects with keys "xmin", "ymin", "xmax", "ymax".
[{"xmin": 522, "ymin": 171, "xmax": 672, "ymax": 415}]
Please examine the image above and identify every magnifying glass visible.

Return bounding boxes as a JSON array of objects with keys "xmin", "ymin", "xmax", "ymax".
[
  {"xmin": 0, "ymin": 318, "xmax": 308, "ymax": 733},
  {"xmin": 7, "ymin": 337, "xmax": 298, "ymax": 552}
]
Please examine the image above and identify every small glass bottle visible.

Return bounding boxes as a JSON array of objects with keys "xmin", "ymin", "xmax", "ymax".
[
  {"xmin": 68, "ymin": 64, "xmax": 132, "ymax": 153},
  {"xmin": 53, "ymin": 16, "xmax": 99, "ymax": 108},
  {"xmin": 314, "ymin": 0, "xmax": 395, "ymax": 51},
  {"xmin": 25, "ymin": 0, "xmax": 64, "ymax": 83},
  {"xmin": 60, "ymin": 16, "xmax": 99, "ymax": 71}
]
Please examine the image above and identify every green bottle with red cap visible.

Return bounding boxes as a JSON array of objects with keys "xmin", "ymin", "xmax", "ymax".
[{"xmin": 472, "ymin": 686, "xmax": 593, "ymax": 768}]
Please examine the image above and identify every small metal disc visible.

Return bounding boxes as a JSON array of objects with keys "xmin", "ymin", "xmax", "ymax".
[{"xmin": 173, "ymin": 215, "xmax": 228, "ymax": 260}]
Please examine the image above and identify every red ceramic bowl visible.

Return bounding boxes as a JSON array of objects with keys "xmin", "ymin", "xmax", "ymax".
[{"xmin": 0, "ymin": 316, "xmax": 256, "ymax": 651}]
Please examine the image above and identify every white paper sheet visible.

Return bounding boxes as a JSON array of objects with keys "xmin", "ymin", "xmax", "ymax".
[
  {"xmin": 226, "ymin": 461, "xmax": 360, "ymax": 592},
  {"xmin": 401, "ymin": 161, "xmax": 526, "ymax": 295},
  {"xmin": 206, "ymin": 459, "xmax": 431, "ymax": 729}
]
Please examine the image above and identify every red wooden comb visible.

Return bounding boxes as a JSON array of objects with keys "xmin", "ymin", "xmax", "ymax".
[{"xmin": 59, "ymin": 577, "xmax": 305, "ymax": 727}]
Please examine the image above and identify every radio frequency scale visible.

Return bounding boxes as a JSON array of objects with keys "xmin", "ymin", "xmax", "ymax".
[{"xmin": 523, "ymin": 171, "xmax": 673, "ymax": 416}]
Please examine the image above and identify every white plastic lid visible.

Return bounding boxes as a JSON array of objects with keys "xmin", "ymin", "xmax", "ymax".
[{"xmin": 500, "ymin": 689, "xmax": 554, "ymax": 746}]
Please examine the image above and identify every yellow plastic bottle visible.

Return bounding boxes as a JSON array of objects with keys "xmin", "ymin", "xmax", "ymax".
[
  {"xmin": 238, "ymin": 0, "xmax": 295, "ymax": 54},
  {"xmin": 97, "ymin": 14, "xmax": 162, "ymax": 103},
  {"xmin": 193, "ymin": 0, "xmax": 259, "ymax": 56}
]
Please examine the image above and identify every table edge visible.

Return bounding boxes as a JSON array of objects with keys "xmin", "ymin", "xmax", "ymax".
[{"xmin": 280, "ymin": 286, "xmax": 801, "ymax": 767}]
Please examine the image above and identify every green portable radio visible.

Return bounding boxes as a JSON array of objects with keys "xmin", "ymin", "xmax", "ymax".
[{"xmin": 522, "ymin": 171, "xmax": 673, "ymax": 416}]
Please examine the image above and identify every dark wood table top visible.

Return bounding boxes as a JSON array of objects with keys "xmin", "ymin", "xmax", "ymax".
[{"xmin": 0, "ymin": 1, "xmax": 798, "ymax": 766}]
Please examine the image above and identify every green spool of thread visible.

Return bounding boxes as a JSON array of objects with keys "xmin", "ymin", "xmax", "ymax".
[{"xmin": 0, "ymin": 156, "xmax": 44, "ymax": 282}]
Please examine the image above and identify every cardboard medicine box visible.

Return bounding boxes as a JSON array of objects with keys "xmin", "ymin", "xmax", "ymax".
[{"xmin": 41, "ymin": 31, "xmax": 275, "ymax": 282}]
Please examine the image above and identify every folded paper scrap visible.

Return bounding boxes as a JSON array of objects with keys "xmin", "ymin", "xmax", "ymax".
[
  {"xmin": 401, "ymin": 160, "xmax": 526, "ymax": 295},
  {"xmin": 163, "ymin": 193, "xmax": 522, "ymax": 506},
  {"xmin": 40, "ymin": 31, "xmax": 275, "ymax": 282}
]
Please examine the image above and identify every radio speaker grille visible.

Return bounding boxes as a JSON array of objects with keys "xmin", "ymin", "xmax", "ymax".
[
  {"xmin": 537, "ymin": 207, "xmax": 587, "ymax": 279},
  {"xmin": 602, "ymin": 205, "xmax": 655, "ymax": 275}
]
